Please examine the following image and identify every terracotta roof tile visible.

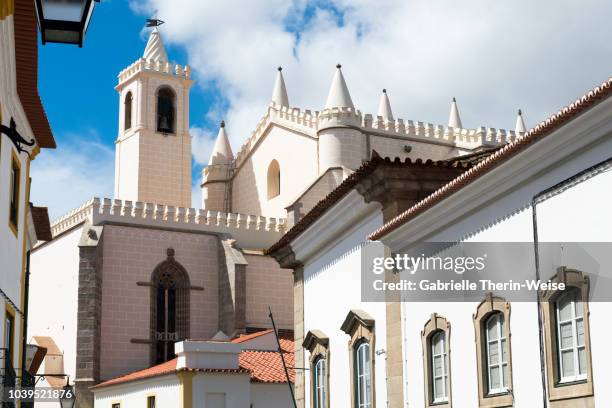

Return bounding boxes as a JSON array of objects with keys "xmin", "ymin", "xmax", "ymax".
[
  {"xmin": 369, "ymin": 76, "xmax": 612, "ymax": 241},
  {"xmin": 30, "ymin": 205, "xmax": 52, "ymax": 242},
  {"xmin": 91, "ymin": 337, "xmax": 296, "ymax": 389},
  {"xmin": 231, "ymin": 329, "xmax": 274, "ymax": 343},
  {"xmin": 239, "ymin": 347, "xmax": 295, "ymax": 383}
]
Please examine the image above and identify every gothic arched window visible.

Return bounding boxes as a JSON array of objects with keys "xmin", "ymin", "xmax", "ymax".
[
  {"xmin": 267, "ymin": 159, "xmax": 281, "ymax": 199},
  {"xmin": 124, "ymin": 91, "xmax": 133, "ymax": 131},
  {"xmin": 156, "ymin": 87, "xmax": 176, "ymax": 134},
  {"xmin": 150, "ymin": 248, "xmax": 190, "ymax": 364}
]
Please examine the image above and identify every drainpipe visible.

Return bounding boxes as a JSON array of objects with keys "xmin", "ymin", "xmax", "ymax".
[
  {"xmin": 21, "ymin": 250, "xmax": 31, "ymax": 374},
  {"xmin": 531, "ymin": 200, "xmax": 548, "ymax": 408}
]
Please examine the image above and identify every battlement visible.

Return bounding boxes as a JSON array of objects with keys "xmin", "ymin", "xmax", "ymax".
[
  {"xmin": 118, "ymin": 57, "xmax": 192, "ymax": 84},
  {"xmin": 318, "ymin": 106, "xmax": 363, "ymax": 130},
  {"xmin": 50, "ymin": 198, "xmax": 286, "ymax": 249},
  {"xmin": 362, "ymin": 114, "xmax": 519, "ymax": 147}
]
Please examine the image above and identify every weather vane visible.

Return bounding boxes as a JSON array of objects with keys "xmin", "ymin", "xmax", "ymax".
[{"xmin": 146, "ymin": 10, "xmax": 165, "ymax": 27}]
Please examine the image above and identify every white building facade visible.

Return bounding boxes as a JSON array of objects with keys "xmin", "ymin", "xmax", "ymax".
[{"xmin": 373, "ymin": 77, "xmax": 612, "ymax": 407}]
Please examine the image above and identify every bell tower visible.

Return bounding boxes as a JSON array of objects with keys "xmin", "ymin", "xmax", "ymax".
[{"xmin": 114, "ymin": 28, "xmax": 194, "ymax": 208}]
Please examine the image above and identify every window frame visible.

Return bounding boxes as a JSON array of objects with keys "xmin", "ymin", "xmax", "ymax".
[
  {"xmin": 146, "ymin": 394, "xmax": 156, "ymax": 408},
  {"xmin": 421, "ymin": 313, "xmax": 452, "ymax": 408},
  {"xmin": 341, "ymin": 310, "xmax": 376, "ymax": 408},
  {"xmin": 430, "ymin": 331, "xmax": 449, "ymax": 404},
  {"xmin": 124, "ymin": 91, "xmax": 133, "ymax": 131},
  {"xmin": 267, "ymin": 159, "xmax": 281, "ymax": 199},
  {"xmin": 8, "ymin": 149, "xmax": 21, "ymax": 237},
  {"xmin": 354, "ymin": 340, "xmax": 372, "ymax": 408},
  {"xmin": 304, "ymin": 329, "xmax": 330, "ymax": 408},
  {"xmin": 540, "ymin": 267, "xmax": 593, "ymax": 406},
  {"xmin": 156, "ymin": 86, "xmax": 176, "ymax": 134},
  {"xmin": 4, "ymin": 303, "xmax": 16, "ymax": 366},
  {"xmin": 473, "ymin": 295, "xmax": 513, "ymax": 407}
]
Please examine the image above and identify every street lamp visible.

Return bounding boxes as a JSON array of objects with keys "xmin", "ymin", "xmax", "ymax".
[
  {"xmin": 59, "ymin": 377, "xmax": 76, "ymax": 408},
  {"xmin": 34, "ymin": 0, "xmax": 99, "ymax": 47}
]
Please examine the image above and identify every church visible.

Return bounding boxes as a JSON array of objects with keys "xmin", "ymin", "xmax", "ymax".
[{"xmin": 27, "ymin": 27, "xmax": 518, "ymax": 408}]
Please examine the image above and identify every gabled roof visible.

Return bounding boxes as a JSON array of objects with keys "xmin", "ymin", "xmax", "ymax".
[
  {"xmin": 239, "ymin": 347, "xmax": 295, "ymax": 383},
  {"xmin": 369, "ymin": 76, "xmax": 612, "ymax": 241}
]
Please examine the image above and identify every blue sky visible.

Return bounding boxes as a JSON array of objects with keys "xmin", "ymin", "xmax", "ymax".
[{"xmin": 32, "ymin": 0, "xmax": 612, "ymax": 219}]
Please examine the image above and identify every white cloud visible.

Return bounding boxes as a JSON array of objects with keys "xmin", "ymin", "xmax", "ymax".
[
  {"xmin": 30, "ymin": 130, "xmax": 115, "ymax": 220},
  {"xmin": 131, "ymin": 0, "xmax": 611, "ymax": 162},
  {"xmin": 191, "ymin": 126, "xmax": 217, "ymax": 166}
]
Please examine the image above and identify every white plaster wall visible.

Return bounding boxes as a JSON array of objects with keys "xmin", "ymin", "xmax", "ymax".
[
  {"xmin": 250, "ymin": 383, "xmax": 293, "ymax": 408},
  {"xmin": 231, "ymin": 125, "xmax": 318, "ymax": 218},
  {"xmin": 401, "ymin": 210, "xmax": 544, "ymax": 407},
  {"xmin": 396, "ymin": 131, "xmax": 612, "ymax": 406},
  {"xmin": 369, "ymin": 135, "xmax": 454, "ymax": 162},
  {"xmin": 191, "ymin": 373, "xmax": 251, "ymax": 407},
  {"xmin": 113, "ymin": 133, "xmax": 140, "ymax": 202},
  {"xmin": 93, "ymin": 375, "xmax": 180, "ymax": 408},
  {"xmin": 303, "ymin": 212, "xmax": 387, "ymax": 408},
  {"xmin": 29, "ymin": 226, "xmax": 83, "ymax": 381},
  {"xmin": 535, "ymin": 168, "xmax": 612, "ymax": 406}
]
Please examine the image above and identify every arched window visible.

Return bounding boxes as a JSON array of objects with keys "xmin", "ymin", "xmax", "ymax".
[
  {"xmin": 430, "ymin": 331, "xmax": 448, "ymax": 403},
  {"xmin": 267, "ymin": 159, "xmax": 280, "ymax": 199},
  {"xmin": 313, "ymin": 357, "xmax": 327, "ymax": 408},
  {"xmin": 124, "ymin": 92, "xmax": 133, "ymax": 131},
  {"xmin": 354, "ymin": 341, "xmax": 372, "ymax": 408},
  {"xmin": 555, "ymin": 288, "xmax": 586, "ymax": 382},
  {"xmin": 421, "ymin": 313, "xmax": 451, "ymax": 407},
  {"xmin": 473, "ymin": 295, "xmax": 513, "ymax": 407},
  {"xmin": 540, "ymin": 267, "xmax": 593, "ymax": 404},
  {"xmin": 156, "ymin": 87, "xmax": 176, "ymax": 134},
  {"xmin": 150, "ymin": 248, "xmax": 190, "ymax": 364},
  {"xmin": 485, "ymin": 313, "xmax": 508, "ymax": 394},
  {"xmin": 340, "ymin": 310, "xmax": 375, "ymax": 408},
  {"xmin": 304, "ymin": 330, "xmax": 330, "ymax": 408}
]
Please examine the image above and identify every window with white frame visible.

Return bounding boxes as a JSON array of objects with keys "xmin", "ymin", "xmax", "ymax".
[
  {"xmin": 313, "ymin": 357, "xmax": 327, "ymax": 408},
  {"xmin": 485, "ymin": 312, "xmax": 508, "ymax": 394},
  {"xmin": 431, "ymin": 331, "xmax": 449, "ymax": 403},
  {"xmin": 556, "ymin": 288, "xmax": 587, "ymax": 382},
  {"xmin": 355, "ymin": 341, "xmax": 372, "ymax": 408}
]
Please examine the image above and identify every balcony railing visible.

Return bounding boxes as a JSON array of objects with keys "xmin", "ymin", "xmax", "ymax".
[{"xmin": 0, "ymin": 348, "xmax": 16, "ymax": 408}]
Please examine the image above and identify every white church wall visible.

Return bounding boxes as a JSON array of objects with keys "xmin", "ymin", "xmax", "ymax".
[
  {"xmin": 244, "ymin": 253, "xmax": 293, "ymax": 330},
  {"xmin": 368, "ymin": 134, "xmax": 454, "ymax": 161},
  {"xmin": 29, "ymin": 226, "xmax": 83, "ymax": 381},
  {"xmin": 93, "ymin": 375, "xmax": 180, "ymax": 408},
  {"xmin": 303, "ymin": 210, "xmax": 387, "ymax": 408},
  {"xmin": 250, "ymin": 383, "xmax": 293, "ymax": 408},
  {"xmin": 113, "ymin": 132, "xmax": 140, "ymax": 203},
  {"xmin": 231, "ymin": 125, "xmax": 318, "ymax": 218},
  {"xmin": 99, "ymin": 225, "xmax": 220, "ymax": 380}
]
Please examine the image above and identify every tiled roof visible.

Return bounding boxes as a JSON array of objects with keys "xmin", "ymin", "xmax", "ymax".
[
  {"xmin": 369, "ymin": 76, "xmax": 612, "ymax": 241},
  {"xmin": 239, "ymin": 346, "xmax": 295, "ymax": 383},
  {"xmin": 14, "ymin": 0, "xmax": 55, "ymax": 148},
  {"xmin": 92, "ymin": 337, "xmax": 295, "ymax": 389},
  {"xmin": 231, "ymin": 329, "xmax": 274, "ymax": 343},
  {"xmin": 30, "ymin": 206, "xmax": 52, "ymax": 242},
  {"xmin": 92, "ymin": 358, "xmax": 179, "ymax": 389},
  {"xmin": 267, "ymin": 152, "xmax": 476, "ymax": 255}
]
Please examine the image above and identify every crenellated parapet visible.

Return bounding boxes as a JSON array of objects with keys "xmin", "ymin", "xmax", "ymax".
[
  {"xmin": 117, "ymin": 57, "xmax": 192, "ymax": 84},
  {"xmin": 50, "ymin": 198, "xmax": 287, "ymax": 249},
  {"xmin": 225, "ymin": 102, "xmax": 520, "ymax": 178},
  {"xmin": 317, "ymin": 106, "xmax": 362, "ymax": 130}
]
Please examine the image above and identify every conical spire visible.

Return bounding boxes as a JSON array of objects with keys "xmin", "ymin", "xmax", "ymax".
[
  {"xmin": 324, "ymin": 64, "xmax": 354, "ymax": 109},
  {"xmin": 377, "ymin": 89, "xmax": 394, "ymax": 121},
  {"xmin": 143, "ymin": 28, "xmax": 168, "ymax": 62},
  {"xmin": 271, "ymin": 67, "xmax": 289, "ymax": 107},
  {"xmin": 208, "ymin": 121, "xmax": 234, "ymax": 166},
  {"xmin": 448, "ymin": 97, "xmax": 463, "ymax": 128},
  {"xmin": 515, "ymin": 109, "xmax": 527, "ymax": 133}
]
